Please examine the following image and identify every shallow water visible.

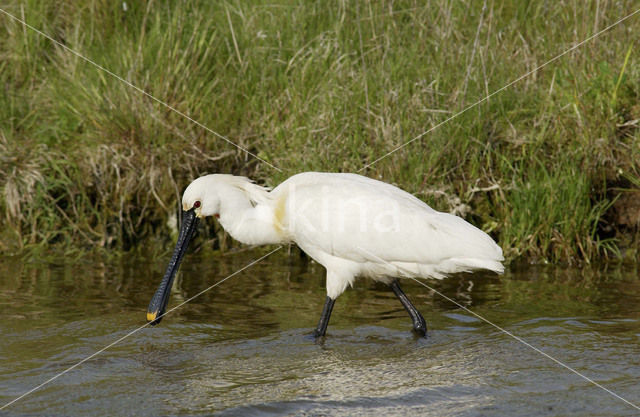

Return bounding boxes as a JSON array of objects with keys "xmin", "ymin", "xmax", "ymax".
[{"xmin": 1, "ymin": 248, "xmax": 639, "ymax": 416}]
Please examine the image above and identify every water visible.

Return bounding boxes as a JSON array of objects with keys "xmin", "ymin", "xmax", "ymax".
[{"xmin": 1, "ymin": 249, "xmax": 639, "ymax": 416}]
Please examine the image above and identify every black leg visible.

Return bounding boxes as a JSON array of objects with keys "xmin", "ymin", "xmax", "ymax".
[
  {"xmin": 313, "ymin": 296, "xmax": 335, "ymax": 338},
  {"xmin": 389, "ymin": 280, "xmax": 427, "ymax": 336}
]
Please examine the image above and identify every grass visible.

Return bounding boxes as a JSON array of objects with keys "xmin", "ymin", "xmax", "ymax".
[{"xmin": 0, "ymin": 0, "xmax": 639, "ymax": 262}]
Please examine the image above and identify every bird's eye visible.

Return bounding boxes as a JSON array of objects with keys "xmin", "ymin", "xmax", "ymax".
[{"xmin": 193, "ymin": 201, "xmax": 201, "ymax": 209}]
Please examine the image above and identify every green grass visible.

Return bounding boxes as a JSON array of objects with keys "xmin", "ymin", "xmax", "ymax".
[{"xmin": 1, "ymin": 0, "xmax": 639, "ymax": 262}]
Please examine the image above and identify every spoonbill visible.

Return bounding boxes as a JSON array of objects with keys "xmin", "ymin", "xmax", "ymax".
[{"xmin": 147, "ymin": 172, "xmax": 504, "ymax": 337}]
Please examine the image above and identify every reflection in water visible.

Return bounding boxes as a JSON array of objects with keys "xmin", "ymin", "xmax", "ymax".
[{"xmin": 1, "ymin": 251, "xmax": 639, "ymax": 416}]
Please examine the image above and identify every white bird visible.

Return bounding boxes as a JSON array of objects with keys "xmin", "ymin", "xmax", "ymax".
[{"xmin": 147, "ymin": 172, "xmax": 504, "ymax": 337}]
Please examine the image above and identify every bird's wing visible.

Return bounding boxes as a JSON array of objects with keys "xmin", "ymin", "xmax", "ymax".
[{"xmin": 278, "ymin": 173, "xmax": 502, "ymax": 270}]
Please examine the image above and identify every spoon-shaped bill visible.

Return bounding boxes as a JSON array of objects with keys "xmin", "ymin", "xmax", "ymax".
[{"xmin": 146, "ymin": 208, "xmax": 199, "ymax": 325}]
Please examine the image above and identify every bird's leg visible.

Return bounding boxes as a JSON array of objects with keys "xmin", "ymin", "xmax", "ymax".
[
  {"xmin": 389, "ymin": 280, "xmax": 427, "ymax": 336},
  {"xmin": 313, "ymin": 296, "xmax": 335, "ymax": 338}
]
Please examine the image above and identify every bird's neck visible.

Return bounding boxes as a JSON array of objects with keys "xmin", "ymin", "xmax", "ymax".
[{"xmin": 217, "ymin": 188, "xmax": 284, "ymax": 245}]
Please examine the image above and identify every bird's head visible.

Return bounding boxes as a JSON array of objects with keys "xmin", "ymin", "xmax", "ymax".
[{"xmin": 181, "ymin": 175, "xmax": 224, "ymax": 218}]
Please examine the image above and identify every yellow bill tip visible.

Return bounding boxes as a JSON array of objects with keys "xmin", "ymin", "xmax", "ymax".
[{"xmin": 146, "ymin": 311, "xmax": 157, "ymax": 322}]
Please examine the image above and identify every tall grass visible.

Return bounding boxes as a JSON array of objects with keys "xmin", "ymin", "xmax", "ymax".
[{"xmin": 1, "ymin": 0, "xmax": 638, "ymax": 262}]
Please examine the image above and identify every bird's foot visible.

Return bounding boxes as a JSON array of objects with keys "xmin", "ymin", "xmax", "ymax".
[
  {"xmin": 312, "ymin": 328, "xmax": 326, "ymax": 338},
  {"xmin": 306, "ymin": 329, "xmax": 327, "ymax": 344},
  {"xmin": 412, "ymin": 318, "xmax": 427, "ymax": 337}
]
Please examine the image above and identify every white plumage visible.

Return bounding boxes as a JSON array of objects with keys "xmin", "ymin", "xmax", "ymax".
[{"xmin": 182, "ymin": 172, "xmax": 503, "ymax": 299}]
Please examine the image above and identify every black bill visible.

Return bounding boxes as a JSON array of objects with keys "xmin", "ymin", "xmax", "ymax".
[{"xmin": 146, "ymin": 208, "xmax": 199, "ymax": 325}]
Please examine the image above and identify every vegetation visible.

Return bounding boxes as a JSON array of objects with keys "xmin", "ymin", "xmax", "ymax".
[{"xmin": 1, "ymin": 0, "xmax": 639, "ymax": 262}]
